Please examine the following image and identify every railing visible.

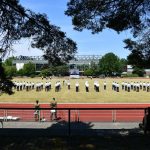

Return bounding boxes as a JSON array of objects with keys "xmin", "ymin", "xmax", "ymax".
[{"xmin": 0, "ymin": 107, "xmax": 145, "ymax": 135}]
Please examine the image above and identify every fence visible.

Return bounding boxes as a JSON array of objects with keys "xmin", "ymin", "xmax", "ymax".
[{"xmin": 0, "ymin": 107, "xmax": 145, "ymax": 135}]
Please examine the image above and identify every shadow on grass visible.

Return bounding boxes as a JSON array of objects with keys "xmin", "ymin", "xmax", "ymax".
[{"xmin": 0, "ymin": 121, "xmax": 150, "ymax": 150}]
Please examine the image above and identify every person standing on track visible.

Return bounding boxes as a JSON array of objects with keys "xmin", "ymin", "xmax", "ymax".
[
  {"xmin": 34, "ymin": 100, "xmax": 40, "ymax": 121},
  {"xmin": 50, "ymin": 98, "xmax": 57, "ymax": 121}
]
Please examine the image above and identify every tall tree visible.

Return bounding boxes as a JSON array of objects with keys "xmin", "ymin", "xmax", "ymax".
[
  {"xmin": 99, "ymin": 53, "xmax": 121, "ymax": 76},
  {"xmin": 0, "ymin": 0, "xmax": 77, "ymax": 63},
  {"xmin": 0, "ymin": 59, "xmax": 14, "ymax": 95},
  {"xmin": 65, "ymin": 0, "xmax": 150, "ymax": 68},
  {"xmin": 0, "ymin": 0, "xmax": 77, "ymax": 94},
  {"xmin": 124, "ymin": 38, "xmax": 150, "ymax": 68},
  {"xmin": 65, "ymin": 0, "xmax": 149, "ymax": 36}
]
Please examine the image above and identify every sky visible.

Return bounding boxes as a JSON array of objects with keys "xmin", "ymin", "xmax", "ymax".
[{"xmin": 12, "ymin": 0, "xmax": 133, "ymax": 59}]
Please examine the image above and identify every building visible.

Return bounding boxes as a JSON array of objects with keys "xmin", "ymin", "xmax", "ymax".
[
  {"xmin": 127, "ymin": 65, "xmax": 150, "ymax": 76},
  {"xmin": 12, "ymin": 55, "xmax": 102, "ymax": 72}
]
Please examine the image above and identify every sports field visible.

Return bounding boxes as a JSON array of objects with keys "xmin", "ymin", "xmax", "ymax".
[{"xmin": 0, "ymin": 77, "xmax": 149, "ymax": 103}]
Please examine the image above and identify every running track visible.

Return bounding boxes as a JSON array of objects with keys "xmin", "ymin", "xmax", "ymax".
[{"xmin": 0, "ymin": 103, "xmax": 150, "ymax": 122}]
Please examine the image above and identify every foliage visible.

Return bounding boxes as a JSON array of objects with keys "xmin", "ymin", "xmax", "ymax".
[
  {"xmin": 99, "ymin": 53, "xmax": 121, "ymax": 76},
  {"xmin": 55, "ymin": 65, "xmax": 69, "ymax": 76},
  {"xmin": 84, "ymin": 69, "xmax": 94, "ymax": 76},
  {"xmin": 3, "ymin": 65, "xmax": 16, "ymax": 77},
  {"xmin": 16, "ymin": 69, "xmax": 25, "ymax": 76},
  {"xmin": 65, "ymin": 0, "xmax": 149, "ymax": 36},
  {"xmin": 40, "ymin": 69, "xmax": 52, "ymax": 77},
  {"xmin": 0, "ymin": 0, "xmax": 77, "ymax": 63},
  {"xmin": 124, "ymin": 38, "xmax": 150, "ymax": 69},
  {"xmin": 0, "ymin": 60, "xmax": 14, "ymax": 95},
  {"xmin": 3, "ymin": 57, "xmax": 15, "ymax": 66},
  {"xmin": 0, "ymin": 0, "xmax": 77, "ymax": 94},
  {"xmin": 23, "ymin": 62, "xmax": 35, "ymax": 76},
  {"xmin": 2, "ymin": 57, "xmax": 16, "ymax": 77},
  {"xmin": 122, "ymin": 73, "xmax": 139, "ymax": 78},
  {"xmin": 119, "ymin": 58, "xmax": 128, "ymax": 72},
  {"xmin": 65, "ymin": 0, "xmax": 150, "ymax": 69},
  {"xmin": 132, "ymin": 67, "xmax": 145, "ymax": 77},
  {"xmin": 40, "ymin": 65, "xmax": 69, "ymax": 77}
]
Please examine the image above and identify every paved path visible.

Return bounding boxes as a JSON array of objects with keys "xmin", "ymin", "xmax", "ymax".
[{"xmin": 0, "ymin": 121, "xmax": 144, "ymax": 136}]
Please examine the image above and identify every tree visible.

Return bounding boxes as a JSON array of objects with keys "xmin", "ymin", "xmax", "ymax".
[
  {"xmin": 124, "ymin": 38, "xmax": 150, "ymax": 68},
  {"xmin": 132, "ymin": 67, "xmax": 145, "ymax": 77},
  {"xmin": 0, "ymin": 0, "xmax": 77, "ymax": 94},
  {"xmin": 0, "ymin": 0, "xmax": 77, "ymax": 62},
  {"xmin": 2, "ymin": 57, "xmax": 16, "ymax": 77},
  {"xmin": 119, "ymin": 58, "xmax": 128, "ymax": 72},
  {"xmin": 65, "ymin": 0, "xmax": 149, "ymax": 36},
  {"xmin": 23, "ymin": 62, "xmax": 35, "ymax": 76},
  {"xmin": 3, "ymin": 57, "xmax": 15, "ymax": 66},
  {"xmin": 0, "ymin": 59, "xmax": 14, "ymax": 95},
  {"xmin": 99, "ymin": 53, "xmax": 121, "ymax": 76},
  {"xmin": 3, "ymin": 65, "xmax": 16, "ymax": 77},
  {"xmin": 65, "ymin": 0, "xmax": 150, "ymax": 68}
]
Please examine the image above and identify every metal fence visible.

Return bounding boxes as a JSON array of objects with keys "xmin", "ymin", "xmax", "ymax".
[{"xmin": 0, "ymin": 107, "xmax": 145, "ymax": 135}]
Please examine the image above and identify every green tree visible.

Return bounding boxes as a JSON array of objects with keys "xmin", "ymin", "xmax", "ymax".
[
  {"xmin": 119, "ymin": 58, "xmax": 128, "ymax": 72},
  {"xmin": 65, "ymin": 0, "xmax": 149, "ymax": 36},
  {"xmin": 99, "ymin": 53, "xmax": 121, "ymax": 76},
  {"xmin": 0, "ymin": 0, "xmax": 77, "ymax": 94},
  {"xmin": 4, "ymin": 66, "xmax": 16, "ymax": 77},
  {"xmin": 55, "ymin": 65, "xmax": 69, "ymax": 76},
  {"xmin": 3, "ymin": 57, "xmax": 15, "ymax": 66},
  {"xmin": 17, "ymin": 69, "xmax": 25, "ymax": 76},
  {"xmin": 65, "ymin": 0, "xmax": 150, "ymax": 69},
  {"xmin": 124, "ymin": 39, "xmax": 150, "ymax": 68},
  {"xmin": 132, "ymin": 67, "xmax": 145, "ymax": 77},
  {"xmin": 23, "ymin": 62, "xmax": 35, "ymax": 76},
  {"xmin": 40, "ymin": 69, "xmax": 52, "ymax": 77},
  {"xmin": 0, "ymin": 0, "xmax": 77, "ymax": 63},
  {"xmin": 0, "ymin": 59, "xmax": 14, "ymax": 95},
  {"xmin": 84, "ymin": 69, "xmax": 94, "ymax": 76}
]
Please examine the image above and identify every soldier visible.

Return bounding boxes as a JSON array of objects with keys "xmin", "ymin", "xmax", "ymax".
[
  {"xmin": 104, "ymin": 81, "xmax": 107, "ymax": 90},
  {"xmin": 94, "ymin": 80, "xmax": 99, "ymax": 92},
  {"xmin": 34, "ymin": 100, "xmax": 40, "ymax": 121},
  {"xmin": 50, "ymin": 98, "xmax": 57, "ymax": 121},
  {"xmin": 146, "ymin": 82, "xmax": 150, "ymax": 92},
  {"xmin": 136, "ymin": 82, "xmax": 140, "ymax": 92},
  {"xmin": 75, "ymin": 82, "xmax": 79, "ymax": 92},
  {"xmin": 143, "ymin": 82, "xmax": 146, "ymax": 91},
  {"xmin": 85, "ymin": 81, "xmax": 89, "ymax": 92},
  {"xmin": 127, "ymin": 83, "xmax": 131, "ymax": 92},
  {"xmin": 125, "ymin": 82, "xmax": 128, "ymax": 91},
  {"xmin": 116, "ymin": 83, "xmax": 119, "ymax": 92},
  {"xmin": 67, "ymin": 81, "xmax": 71, "ymax": 90},
  {"xmin": 122, "ymin": 81, "xmax": 125, "ymax": 90}
]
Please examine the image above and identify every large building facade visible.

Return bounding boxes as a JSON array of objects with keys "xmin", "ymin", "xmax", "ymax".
[{"xmin": 12, "ymin": 55, "xmax": 102, "ymax": 71}]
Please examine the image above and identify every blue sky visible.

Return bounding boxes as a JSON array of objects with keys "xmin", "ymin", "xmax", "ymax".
[{"xmin": 12, "ymin": 0, "xmax": 133, "ymax": 59}]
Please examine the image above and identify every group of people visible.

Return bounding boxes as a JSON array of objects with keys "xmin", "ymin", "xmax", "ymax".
[
  {"xmin": 14, "ymin": 80, "xmax": 150, "ymax": 93},
  {"xmin": 34, "ymin": 98, "xmax": 57, "ymax": 121},
  {"xmin": 112, "ymin": 81, "xmax": 150, "ymax": 92}
]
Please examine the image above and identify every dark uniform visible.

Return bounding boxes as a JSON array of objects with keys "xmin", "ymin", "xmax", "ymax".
[
  {"xmin": 50, "ymin": 98, "xmax": 57, "ymax": 120},
  {"xmin": 34, "ymin": 100, "xmax": 40, "ymax": 121}
]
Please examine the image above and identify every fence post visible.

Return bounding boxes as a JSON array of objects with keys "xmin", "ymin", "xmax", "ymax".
[
  {"xmin": 68, "ymin": 109, "xmax": 71, "ymax": 136},
  {"xmin": 5, "ymin": 109, "xmax": 7, "ymax": 122},
  {"xmin": 112, "ymin": 110, "xmax": 116, "ymax": 122}
]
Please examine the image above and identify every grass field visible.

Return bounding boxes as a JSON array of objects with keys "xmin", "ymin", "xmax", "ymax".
[{"xmin": 0, "ymin": 77, "xmax": 149, "ymax": 103}]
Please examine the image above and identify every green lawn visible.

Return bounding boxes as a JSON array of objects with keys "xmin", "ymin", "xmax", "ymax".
[{"xmin": 0, "ymin": 77, "xmax": 149, "ymax": 103}]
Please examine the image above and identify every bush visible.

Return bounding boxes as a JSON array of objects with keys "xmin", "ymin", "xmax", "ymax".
[{"xmin": 122, "ymin": 73, "xmax": 139, "ymax": 78}]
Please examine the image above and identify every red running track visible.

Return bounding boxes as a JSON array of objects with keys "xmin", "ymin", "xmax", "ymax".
[{"xmin": 0, "ymin": 103, "xmax": 150, "ymax": 122}]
